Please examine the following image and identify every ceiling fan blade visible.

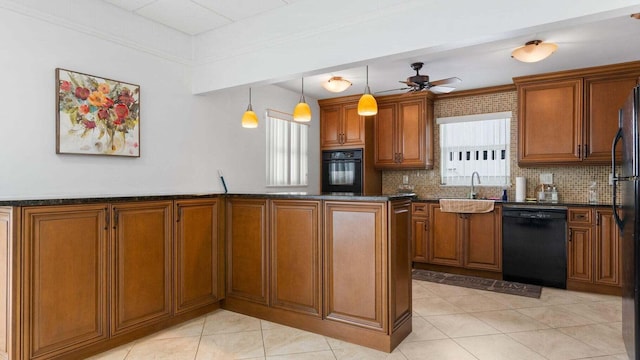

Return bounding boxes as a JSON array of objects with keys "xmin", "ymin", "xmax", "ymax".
[
  {"xmin": 429, "ymin": 86, "xmax": 456, "ymax": 94},
  {"xmin": 375, "ymin": 87, "xmax": 412, "ymax": 94},
  {"xmin": 399, "ymin": 80, "xmax": 420, "ymax": 87},
  {"xmin": 429, "ymin": 77, "xmax": 462, "ymax": 87}
]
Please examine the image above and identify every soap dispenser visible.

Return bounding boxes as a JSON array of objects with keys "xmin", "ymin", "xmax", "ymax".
[{"xmin": 588, "ymin": 181, "xmax": 598, "ymax": 204}]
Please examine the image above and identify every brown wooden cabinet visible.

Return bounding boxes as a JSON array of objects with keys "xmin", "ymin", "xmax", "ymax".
[
  {"xmin": 426, "ymin": 203, "xmax": 502, "ymax": 272},
  {"xmin": 567, "ymin": 207, "xmax": 621, "ymax": 295},
  {"xmin": 411, "ymin": 203, "xmax": 429, "ymax": 263},
  {"xmin": 22, "ymin": 204, "xmax": 109, "ymax": 359},
  {"xmin": 374, "ymin": 94, "xmax": 434, "ymax": 169},
  {"xmin": 174, "ymin": 198, "xmax": 223, "ymax": 314},
  {"xmin": 324, "ymin": 201, "xmax": 387, "ymax": 331},
  {"xmin": 320, "ymin": 101, "xmax": 365, "ymax": 149},
  {"xmin": 270, "ymin": 200, "xmax": 322, "ymax": 317},
  {"xmin": 226, "ymin": 198, "xmax": 269, "ymax": 305},
  {"xmin": 224, "ymin": 197, "xmax": 412, "ymax": 353},
  {"xmin": 111, "ymin": 201, "xmax": 173, "ymax": 335},
  {"xmin": 514, "ymin": 62, "xmax": 640, "ymax": 166}
]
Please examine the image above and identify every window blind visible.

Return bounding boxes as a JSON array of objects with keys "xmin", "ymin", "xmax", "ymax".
[{"xmin": 266, "ymin": 109, "xmax": 308, "ymax": 187}]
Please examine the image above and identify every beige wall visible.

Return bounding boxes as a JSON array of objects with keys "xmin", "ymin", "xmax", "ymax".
[{"xmin": 382, "ymin": 90, "xmax": 614, "ymax": 204}]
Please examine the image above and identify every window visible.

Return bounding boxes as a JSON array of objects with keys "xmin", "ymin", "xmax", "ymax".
[
  {"xmin": 438, "ymin": 111, "xmax": 511, "ymax": 186},
  {"xmin": 266, "ymin": 109, "xmax": 308, "ymax": 186}
]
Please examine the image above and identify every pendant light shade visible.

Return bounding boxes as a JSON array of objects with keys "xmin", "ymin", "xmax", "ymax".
[
  {"xmin": 242, "ymin": 88, "xmax": 258, "ymax": 128},
  {"xmin": 358, "ymin": 66, "xmax": 378, "ymax": 116},
  {"xmin": 293, "ymin": 78, "xmax": 312, "ymax": 122},
  {"xmin": 511, "ymin": 40, "xmax": 558, "ymax": 63}
]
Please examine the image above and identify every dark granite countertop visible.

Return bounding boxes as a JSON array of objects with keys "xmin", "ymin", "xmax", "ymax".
[
  {"xmin": 0, "ymin": 192, "xmax": 416, "ymax": 207},
  {"xmin": 412, "ymin": 197, "xmax": 614, "ymax": 208}
]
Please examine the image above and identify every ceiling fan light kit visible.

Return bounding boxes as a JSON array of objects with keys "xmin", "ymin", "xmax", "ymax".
[
  {"xmin": 241, "ymin": 87, "xmax": 259, "ymax": 128},
  {"xmin": 322, "ymin": 76, "xmax": 352, "ymax": 92},
  {"xmin": 511, "ymin": 40, "xmax": 558, "ymax": 63},
  {"xmin": 376, "ymin": 62, "xmax": 461, "ymax": 94},
  {"xmin": 293, "ymin": 78, "xmax": 312, "ymax": 122},
  {"xmin": 358, "ymin": 65, "xmax": 378, "ymax": 116}
]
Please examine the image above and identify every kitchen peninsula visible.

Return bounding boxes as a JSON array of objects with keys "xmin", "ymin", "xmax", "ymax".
[{"xmin": 0, "ymin": 192, "xmax": 413, "ymax": 359}]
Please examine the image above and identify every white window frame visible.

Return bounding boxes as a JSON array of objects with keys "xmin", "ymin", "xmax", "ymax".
[
  {"xmin": 265, "ymin": 109, "xmax": 308, "ymax": 187},
  {"xmin": 437, "ymin": 111, "xmax": 511, "ymax": 187}
]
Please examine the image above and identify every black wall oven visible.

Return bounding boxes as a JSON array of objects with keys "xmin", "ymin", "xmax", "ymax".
[{"xmin": 322, "ymin": 149, "xmax": 363, "ymax": 194}]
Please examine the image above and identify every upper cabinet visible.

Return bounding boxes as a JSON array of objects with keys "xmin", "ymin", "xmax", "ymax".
[
  {"xmin": 374, "ymin": 93, "xmax": 434, "ymax": 169},
  {"xmin": 319, "ymin": 96, "xmax": 365, "ymax": 149},
  {"xmin": 514, "ymin": 61, "xmax": 640, "ymax": 166}
]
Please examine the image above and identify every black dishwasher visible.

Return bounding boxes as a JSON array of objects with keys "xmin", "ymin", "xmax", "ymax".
[{"xmin": 502, "ymin": 206, "xmax": 567, "ymax": 289}]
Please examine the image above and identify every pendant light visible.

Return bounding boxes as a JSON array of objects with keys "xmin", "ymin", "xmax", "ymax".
[
  {"xmin": 241, "ymin": 87, "xmax": 258, "ymax": 128},
  {"xmin": 358, "ymin": 66, "xmax": 377, "ymax": 116},
  {"xmin": 511, "ymin": 40, "xmax": 558, "ymax": 63},
  {"xmin": 293, "ymin": 78, "xmax": 311, "ymax": 122}
]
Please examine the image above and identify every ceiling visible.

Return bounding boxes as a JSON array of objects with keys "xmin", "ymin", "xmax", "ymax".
[{"xmin": 102, "ymin": 1, "xmax": 640, "ymax": 100}]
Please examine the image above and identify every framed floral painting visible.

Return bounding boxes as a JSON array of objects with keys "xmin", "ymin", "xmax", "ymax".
[{"xmin": 56, "ymin": 68, "xmax": 140, "ymax": 157}]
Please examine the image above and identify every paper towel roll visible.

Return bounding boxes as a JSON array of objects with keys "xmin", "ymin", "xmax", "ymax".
[{"xmin": 515, "ymin": 177, "xmax": 526, "ymax": 202}]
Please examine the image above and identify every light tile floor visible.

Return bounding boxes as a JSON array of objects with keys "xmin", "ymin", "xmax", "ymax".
[{"xmin": 88, "ymin": 280, "xmax": 628, "ymax": 360}]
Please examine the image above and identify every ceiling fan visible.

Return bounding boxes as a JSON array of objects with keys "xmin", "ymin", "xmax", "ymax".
[{"xmin": 377, "ymin": 62, "xmax": 462, "ymax": 94}]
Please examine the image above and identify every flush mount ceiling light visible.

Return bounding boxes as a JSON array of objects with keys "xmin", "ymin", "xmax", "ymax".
[
  {"xmin": 241, "ymin": 87, "xmax": 258, "ymax": 128},
  {"xmin": 357, "ymin": 66, "xmax": 378, "ymax": 116},
  {"xmin": 322, "ymin": 76, "xmax": 352, "ymax": 93},
  {"xmin": 632, "ymin": 13, "xmax": 640, "ymax": 19},
  {"xmin": 293, "ymin": 78, "xmax": 311, "ymax": 122},
  {"xmin": 511, "ymin": 40, "xmax": 558, "ymax": 63}
]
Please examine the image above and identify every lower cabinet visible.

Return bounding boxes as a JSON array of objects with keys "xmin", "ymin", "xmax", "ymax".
[
  {"xmin": 22, "ymin": 204, "xmax": 109, "ymax": 359},
  {"xmin": 111, "ymin": 201, "xmax": 173, "ymax": 335},
  {"xmin": 13, "ymin": 198, "xmax": 222, "ymax": 360},
  {"xmin": 225, "ymin": 198, "xmax": 269, "ymax": 304},
  {"xmin": 225, "ymin": 197, "xmax": 412, "ymax": 353},
  {"xmin": 174, "ymin": 198, "xmax": 223, "ymax": 314},
  {"xmin": 270, "ymin": 200, "xmax": 322, "ymax": 317},
  {"xmin": 420, "ymin": 203, "xmax": 502, "ymax": 272},
  {"xmin": 411, "ymin": 203, "xmax": 428, "ymax": 263},
  {"xmin": 324, "ymin": 201, "xmax": 386, "ymax": 331},
  {"xmin": 567, "ymin": 207, "xmax": 621, "ymax": 294}
]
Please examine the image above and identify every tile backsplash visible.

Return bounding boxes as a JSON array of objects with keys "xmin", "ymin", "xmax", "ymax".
[{"xmin": 381, "ymin": 90, "xmax": 615, "ymax": 204}]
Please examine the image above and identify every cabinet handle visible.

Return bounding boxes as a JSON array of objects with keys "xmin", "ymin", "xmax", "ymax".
[
  {"xmin": 577, "ymin": 145, "xmax": 581, "ymax": 158},
  {"xmin": 596, "ymin": 213, "xmax": 600, "ymax": 226},
  {"xmin": 576, "ymin": 214, "xmax": 586, "ymax": 219},
  {"xmin": 340, "ymin": 133, "xmax": 345, "ymax": 144},
  {"xmin": 569, "ymin": 230, "xmax": 572, "ymax": 242},
  {"xmin": 176, "ymin": 207, "xmax": 182, "ymax": 222},
  {"xmin": 424, "ymin": 221, "xmax": 429, "ymax": 232},
  {"xmin": 104, "ymin": 207, "xmax": 109, "ymax": 230},
  {"xmin": 113, "ymin": 208, "xmax": 118, "ymax": 229},
  {"xmin": 584, "ymin": 144, "xmax": 589, "ymax": 158}
]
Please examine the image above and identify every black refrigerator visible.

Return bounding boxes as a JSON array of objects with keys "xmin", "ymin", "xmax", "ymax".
[{"xmin": 613, "ymin": 84, "xmax": 640, "ymax": 359}]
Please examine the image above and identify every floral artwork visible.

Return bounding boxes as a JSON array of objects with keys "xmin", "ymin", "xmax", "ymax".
[{"xmin": 56, "ymin": 68, "xmax": 140, "ymax": 156}]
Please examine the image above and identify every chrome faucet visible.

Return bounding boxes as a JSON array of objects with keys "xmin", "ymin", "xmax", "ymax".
[{"xmin": 470, "ymin": 171, "xmax": 481, "ymax": 199}]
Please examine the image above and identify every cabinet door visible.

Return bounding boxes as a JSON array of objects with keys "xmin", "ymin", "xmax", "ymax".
[
  {"xmin": 342, "ymin": 104, "xmax": 365, "ymax": 147},
  {"xmin": 23, "ymin": 204, "xmax": 109, "ymax": 358},
  {"xmin": 324, "ymin": 201, "xmax": 387, "ymax": 332},
  {"xmin": 270, "ymin": 200, "xmax": 322, "ymax": 317},
  {"xmin": 428, "ymin": 204, "xmax": 463, "ymax": 267},
  {"xmin": 374, "ymin": 102, "xmax": 397, "ymax": 168},
  {"xmin": 320, "ymin": 105, "xmax": 342, "ymax": 148},
  {"xmin": 584, "ymin": 75, "xmax": 638, "ymax": 164},
  {"xmin": 567, "ymin": 226, "xmax": 593, "ymax": 282},
  {"xmin": 226, "ymin": 198, "xmax": 269, "ymax": 305},
  {"xmin": 111, "ymin": 201, "xmax": 172, "ymax": 335},
  {"xmin": 464, "ymin": 207, "xmax": 502, "ymax": 271},
  {"xmin": 411, "ymin": 203, "xmax": 429, "ymax": 263},
  {"xmin": 174, "ymin": 198, "xmax": 221, "ymax": 314},
  {"xmin": 594, "ymin": 209, "xmax": 621, "ymax": 286},
  {"xmin": 397, "ymin": 98, "xmax": 428, "ymax": 168},
  {"xmin": 518, "ymin": 79, "xmax": 583, "ymax": 165}
]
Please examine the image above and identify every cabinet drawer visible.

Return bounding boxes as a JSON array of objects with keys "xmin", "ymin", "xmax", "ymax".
[
  {"xmin": 412, "ymin": 203, "xmax": 429, "ymax": 217},
  {"xmin": 569, "ymin": 208, "xmax": 592, "ymax": 224}
]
